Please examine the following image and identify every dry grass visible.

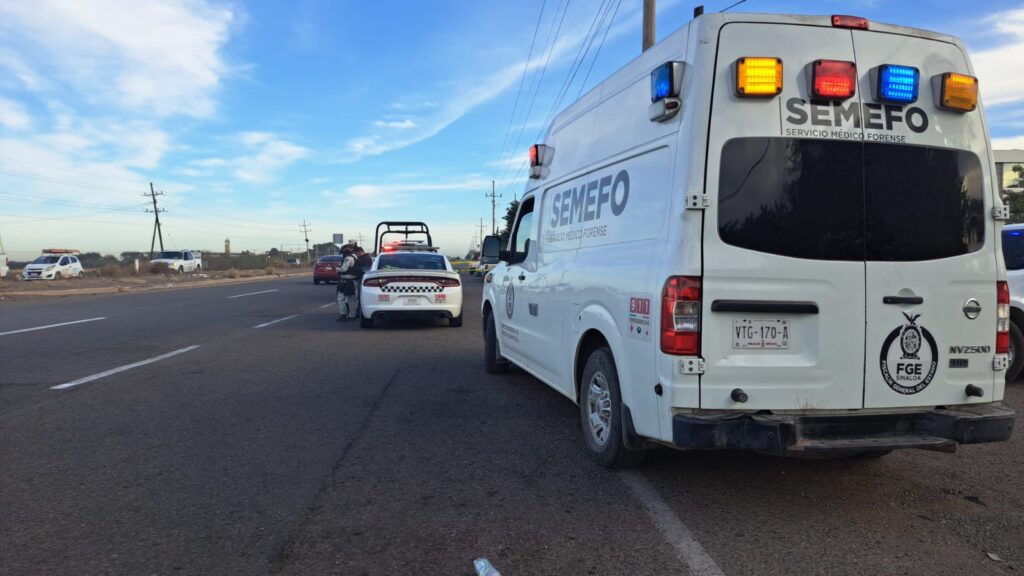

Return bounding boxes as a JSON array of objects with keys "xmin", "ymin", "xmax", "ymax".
[
  {"xmin": 99, "ymin": 263, "xmax": 123, "ymax": 278},
  {"xmin": 226, "ymin": 268, "xmax": 241, "ymax": 279},
  {"xmin": 148, "ymin": 261, "xmax": 170, "ymax": 275},
  {"xmin": 264, "ymin": 267, "xmax": 276, "ymax": 276}
]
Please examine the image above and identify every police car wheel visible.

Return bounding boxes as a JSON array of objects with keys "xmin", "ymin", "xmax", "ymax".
[
  {"xmin": 484, "ymin": 312, "xmax": 508, "ymax": 374},
  {"xmin": 313, "ymin": 279, "xmax": 320, "ymax": 285},
  {"xmin": 360, "ymin": 314, "xmax": 374, "ymax": 329},
  {"xmin": 579, "ymin": 348, "xmax": 647, "ymax": 469},
  {"xmin": 1007, "ymin": 323, "xmax": 1024, "ymax": 383}
]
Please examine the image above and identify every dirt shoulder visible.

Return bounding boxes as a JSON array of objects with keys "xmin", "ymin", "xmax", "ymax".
[{"xmin": 0, "ymin": 269, "xmax": 310, "ymax": 299}]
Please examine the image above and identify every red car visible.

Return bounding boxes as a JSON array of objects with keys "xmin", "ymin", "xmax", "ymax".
[{"xmin": 313, "ymin": 255, "xmax": 346, "ymax": 284}]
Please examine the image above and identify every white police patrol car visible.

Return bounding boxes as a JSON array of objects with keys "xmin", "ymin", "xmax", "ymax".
[
  {"xmin": 481, "ymin": 12, "xmax": 1015, "ymax": 467},
  {"xmin": 359, "ymin": 244, "xmax": 463, "ymax": 328}
]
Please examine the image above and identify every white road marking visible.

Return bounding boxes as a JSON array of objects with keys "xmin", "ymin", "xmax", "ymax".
[
  {"xmin": 620, "ymin": 471, "xmax": 726, "ymax": 576},
  {"xmin": 227, "ymin": 289, "xmax": 279, "ymax": 299},
  {"xmin": 51, "ymin": 345, "xmax": 201, "ymax": 390},
  {"xmin": 318, "ymin": 302, "xmax": 334, "ymax": 309},
  {"xmin": 0, "ymin": 317, "xmax": 107, "ymax": 337},
  {"xmin": 253, "ymin": 314, "xmax": 299, "ymax": 329}
]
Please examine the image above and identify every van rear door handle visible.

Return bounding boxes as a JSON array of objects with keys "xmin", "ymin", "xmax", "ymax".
[
  {"xmin": 518, "ymin": 274, "xmax": 526, "ymax": 281},
  {"xmin": 883, "ymin": 295, "xmax": 923, "ymax": 305}
]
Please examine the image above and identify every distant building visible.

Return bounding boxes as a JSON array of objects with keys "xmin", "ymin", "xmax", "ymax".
[
  {"xmin": 995, "ymin": 149, "xmax": 1024, "ymax": 194},
  {"xmin": 225, "ymin": 238, "xmax": 231, "ymax": 256}
]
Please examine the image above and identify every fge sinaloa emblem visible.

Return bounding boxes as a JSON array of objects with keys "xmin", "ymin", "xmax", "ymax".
[{"xmin": 879, "ymin": 312, "xmax": 938, "ymax": 395}]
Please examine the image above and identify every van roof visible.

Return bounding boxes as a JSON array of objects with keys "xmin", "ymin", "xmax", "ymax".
[{"xmin": 544, "ymin": 12, "xmax": 963, "ymax": 142}]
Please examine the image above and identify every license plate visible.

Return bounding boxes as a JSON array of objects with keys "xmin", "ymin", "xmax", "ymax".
[
  {"xmin": 733, "ymin": 319, "xmax": 790, "ymax": 349},
  {"xmin": 402, "ymin": 297, "xmax": 421, "ymax": 305}
]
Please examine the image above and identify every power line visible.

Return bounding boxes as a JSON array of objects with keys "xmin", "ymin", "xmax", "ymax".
[
  {"xmin": 0, "ymin": 167, "xmax": 146, "ymax": 195},
  {"xmin": 0, "ymin": 156, "xmax": 150, "ymax": 185},
  {"xmin": 490, "ymin": 0, "xmax": 548, "ymax": 184},
  {"xmin": 575, "ymin": 0, "xmax": 622, "ymax": 100},
  {"xmin": 492, "ymin": 0, "xmax": 572, "ymax": 191}
]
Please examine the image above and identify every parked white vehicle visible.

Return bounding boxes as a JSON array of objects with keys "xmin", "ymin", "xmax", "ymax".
[
  {"xmin": 480, "ymin": 12, "xmax": 1015, "ymax": 467},
  {"xmin": 151, "ymin": 250, "xmax": 202, "ymax": 274},
  {"xmin": 22, "ymin": 251, "xmax": 84, "ymax": 280},
  {"xmin": 0, "ymin": 253, "xmax": 9, "ymax": 279},
  {"xmin": 359, "ymin": 249, "xmax": 463, "ymax": 328},
  {"xmin": 1001, "ymin": 223, "xmax": 1024, "ymax": 381}
]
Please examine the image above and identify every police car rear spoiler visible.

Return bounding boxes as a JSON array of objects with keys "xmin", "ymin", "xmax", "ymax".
[{"xmin": 373, "ymin": 221, "xmax": 433, "ymax": 255}]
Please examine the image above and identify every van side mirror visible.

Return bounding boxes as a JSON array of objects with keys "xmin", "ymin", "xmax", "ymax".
[{"xmin": 482, "ymin": 235, "xmax": 502, "ymax": 261}]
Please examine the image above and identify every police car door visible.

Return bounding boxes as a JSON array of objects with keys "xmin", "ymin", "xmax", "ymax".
[
  {"xmin": 854, "ymin": 31, "xmax": 998, "ymax": 408},
  {"xmin": 700, "ymin": 22, "xmax": 867, "ymax": 410}
]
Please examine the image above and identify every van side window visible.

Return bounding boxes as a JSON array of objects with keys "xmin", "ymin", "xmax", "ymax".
[{"xmin": 511, "ymin": 198, "xmax": 536, "ymax": 261}]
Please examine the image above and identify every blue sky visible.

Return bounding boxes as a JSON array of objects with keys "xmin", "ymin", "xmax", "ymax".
[{"xmin": 1, "ymin": 0, "xmax": 1023, "ymax": 259}]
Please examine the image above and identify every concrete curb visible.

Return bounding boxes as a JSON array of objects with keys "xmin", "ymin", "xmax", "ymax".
[{"xmin": 0, "ymin": 271, "xmax": 309, "ymax": 298}]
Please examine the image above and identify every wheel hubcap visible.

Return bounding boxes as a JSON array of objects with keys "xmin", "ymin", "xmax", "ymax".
[
  {"xmin": 1009, "ymin": 339, "xmax": 1016, "ymax": 367},
  {"xmin": 586, "ymin": 372, "xmax": 613, "ymax": 447}
]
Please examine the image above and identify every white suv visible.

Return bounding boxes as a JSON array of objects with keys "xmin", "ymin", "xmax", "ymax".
[{"xmin": 22, "ymin": 254, "xmax": 84, "ymax": 280}]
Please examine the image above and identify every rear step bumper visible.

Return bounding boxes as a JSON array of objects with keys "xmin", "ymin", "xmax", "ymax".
[{"xmin": 671, "ymin": 405, "xmax": 1015, "ymax": 455}]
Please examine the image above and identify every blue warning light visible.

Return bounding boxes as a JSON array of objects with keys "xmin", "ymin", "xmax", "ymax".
[{"xmin": 877, "ymin": 64, "xmax": 919, "ymax": 104}]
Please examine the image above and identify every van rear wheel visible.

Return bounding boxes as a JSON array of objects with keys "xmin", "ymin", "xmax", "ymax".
[
  {"xmin": 484, "ymin": 312, "xmax": 508, "ymax": 374},
  {"xmin": 1007, "ymin": 323, "xmax": 1024, "ymax": 383},
  {"xmin": 579, "ymin": 348, "xmax": 647, "ymax": 468}
]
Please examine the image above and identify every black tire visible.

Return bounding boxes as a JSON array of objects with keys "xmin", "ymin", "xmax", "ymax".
[
  {"xmin": 54, "ymin": 272, "xmax": 62, "ymax": 280},
  {"xmin": 1007, "ymin": 322, "xmax": 1024, "ymax": 383},
  {"xmin": 177, "ymin": 266, "xmax": 184, "ymax": 275},
  {"xmin": 579, "ymin": 348, "xmax": 647, "ymax": 468},
  {"xmin": 313, "ymin": 278, "xmax": 320, "ymax": 285},
  {"xmin": 484, "ymin": 312, "xmax": 508, "ymax": 374},
  {"xmin": 195, "ymin": 265, "xmax": 202, "ymax": 273},
  {"xmin": 449, "ymin": 309, "xmax": 463, "ymax": 327},
  {"xmin": 360, "ymin": 313, "xmax": 374, "ymax": 329}
]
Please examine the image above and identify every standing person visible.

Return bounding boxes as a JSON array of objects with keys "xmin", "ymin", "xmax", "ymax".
[
  {"xmin": 344, "ymin": 247, "xmax": 372, "ymax": 321},
  {"xmin": 335, "ymin": 244, "xmax": 356, "ymax": 322}
]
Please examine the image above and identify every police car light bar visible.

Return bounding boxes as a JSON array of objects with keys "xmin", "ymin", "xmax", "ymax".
[
  {"xmin": 832, "ymin": 15, "xmax": 868, "ymax": 30},
  {"xmin": 940, "ymin": 72, "xmax": 978, "ymax": 112},
  {"xmin": 876, "ymin": 64, "xmax": 919, "ymax": 104},
  {"xmin": 812, "ymin": 60, "xmax": 856, "ymax": 100},
  {"xmin": 735, "ymin": 57, "xmax": 782, "ymax": 97}
]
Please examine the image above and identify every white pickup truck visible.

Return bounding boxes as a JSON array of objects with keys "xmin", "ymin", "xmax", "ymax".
[{"xmin": 152, "ymin": 250, "xmax": 203, "ymax": 274}]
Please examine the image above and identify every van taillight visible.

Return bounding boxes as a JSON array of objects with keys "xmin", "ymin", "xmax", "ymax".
[
  {"xmin": 997, "ymin": 281, "xmax": 1010, "ymax": 354},
  {"xmin": 661, "ymin": 276, "xmax": 701, "ymax": 355}
]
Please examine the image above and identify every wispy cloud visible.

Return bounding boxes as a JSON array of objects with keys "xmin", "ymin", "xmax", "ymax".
[
  {"xmin": 972, "ymin": 8, "xmax": 1024, "ymax": 107},
  {"xmin": 0, "ymin": 97, "xmax": 32, "ymax": 130},
  {"xmin": 233, "ymin": 132, "xmax": 310, "ymax": 183},
  {"xmin": 0, "ymin": 0, "xmax": 235, "ymax": 118},
  {"xmin": 372, "ymin": 119, "xmax": 417, "ymax": 129}
]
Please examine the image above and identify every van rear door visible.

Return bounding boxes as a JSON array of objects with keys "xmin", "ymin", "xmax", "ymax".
[
  {"xmin": 852, "ymin": 31, "xmax": 998, "ymax": 408},
  {"xmin": 700, "ymin": 22, "xmax": 867, "ymax": 410}
]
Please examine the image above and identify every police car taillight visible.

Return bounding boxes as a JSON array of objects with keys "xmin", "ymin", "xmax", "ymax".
[
  {"xmin": 661, "ymin": 276, "xmax": 701, "ymax": 356},
  {"xmin": 831, "ymin": 15, "xmax": 868, "ymax": 30},
  {"xmin": 812, "ymin": 60, "xmax": 856, "ymax": 100},
  {"xmin": 997, "ymin": 281, "xmax": 1010, "ymax": 354},
  {"xmin": 876, "ymin": 64, "xmax": 919, "ymax": 104},
  {"xmin": 363, "ymin": 277, "xmax": 386, "ymax": 287},
  {"xmin": 437, "ymin": 277, "xmax": 461, "ymax": 288}
]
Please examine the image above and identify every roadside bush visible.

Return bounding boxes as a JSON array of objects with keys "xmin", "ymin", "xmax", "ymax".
[
  {"xmin": 99, "ymin": 263, "xmax": 123, "ymax": 278},
  {"xmin": 148, "ymin": 261, "xmax": 170, "ymax": 275},
  {"xmin": 264, "ymin": 267, "xmax": 275, "ymax": 276},
  {"xmin": 226, "ymin": 268, "xmax": 241, "ymax": 279}
]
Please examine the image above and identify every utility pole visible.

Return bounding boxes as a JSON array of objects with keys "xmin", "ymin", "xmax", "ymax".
[
  {"xmin": 300, "ymin": 220, "xmax": 312, "ymax": 262},
  {"xmin": 477, "ymin": 218, "xmax": 487, "ymax": 244},
  {"xmin": 145, "ymin": 182, "xmax": 166, "ymax": 259},
  {"xmin": 486, "ymin": 180, "xmax": 502, "ymax": 235},
  {"xmin": 642, "ymin": 0, "xmax": 656, "ymax": 51}
]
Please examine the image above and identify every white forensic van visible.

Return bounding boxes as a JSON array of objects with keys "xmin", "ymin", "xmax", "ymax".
[{"xmin": 480, "ymin": 13, "xmax": 1016, "ymax": 467}]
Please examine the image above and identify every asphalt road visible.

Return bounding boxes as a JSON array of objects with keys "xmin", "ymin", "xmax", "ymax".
[{"xmin": 1, "ymin": 277, "xmax": 1021, "ymax": 575}]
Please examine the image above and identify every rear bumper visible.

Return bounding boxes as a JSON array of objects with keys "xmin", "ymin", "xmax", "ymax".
[{"xmin": 671, "ymin": 404, "xmax": 1015, "ymax": 455}]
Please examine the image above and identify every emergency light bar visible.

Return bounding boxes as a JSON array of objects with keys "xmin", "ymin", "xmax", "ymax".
[
  {"xmin": 649, "ymin": 61, "xmax": 684, "ymax": 122},
  {"xmin": 940, "ymin": 72, "xmax": 978, "ymax": 112},
  {"xmin": 876, "ymin": 64, "xmax": 919, "ymax": 104},
  {"xmin": 735, "ymin": 57, "xmax": 782, "ymax": 97},
  {"xmin": 811, "ymin": 60, "xmax": 856, "ymax": 100}
]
